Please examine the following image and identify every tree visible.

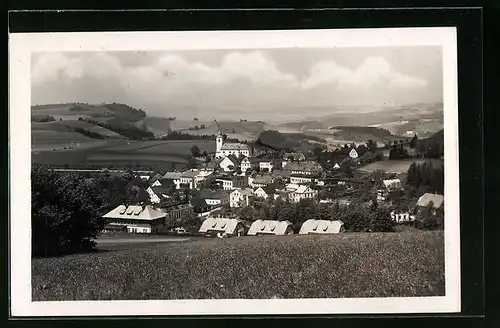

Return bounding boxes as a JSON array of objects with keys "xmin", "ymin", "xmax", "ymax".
[
  {"xmin": 344, "ymin": 165, "xmax": 354, "ymax": 178},
  {"xmin": 190, "ymin": 145, "xmax": 201, "ymax": 158},
  {"xmin": 409, "ymin": 134, "xmax": 418, "ymax": 148},
  {"xmin": 32, "ymin": 165, "xmax": 106, "ymax": 257},
  {"xmin": 366, "ymin": 139, "xmax": 377, "ymax": 152}
]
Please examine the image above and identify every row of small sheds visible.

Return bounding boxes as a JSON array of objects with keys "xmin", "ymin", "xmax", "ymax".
[{"xmin": 198, "ymin": 218, "xmax": 345, "ymax": 237}]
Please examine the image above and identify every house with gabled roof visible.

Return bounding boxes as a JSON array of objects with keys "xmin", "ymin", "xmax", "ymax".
[
  {"xmin": 253, "ymin": 185, "xmax": 279, "ymax": 200},
  {"xmin": 349, "ymin": 148, "xmax": 359, "ymax": 159},
  {"xmin": 416, "ymin": 193, "xmax": 444, "ymax": 214},
  {"xmin": 198, "ymin": 217, "xmax": 246, "ymax": 237},
  {"xmin": 247, "ymin": 220, "xmax": 293, "ymax": 236},
  {"xmin": 377, "ymin": 178, "xmax": 404, "ymax": 202},
  {"xmin": 146, "ymin": 183, "xmax": 175, "ymax": 204},
  {"xmin": 102, "ymin": 204, "xmax": 167, "ymax": 234},
  {"xmin": 219, "ymin": 154, "xmax": 241, "ymax": 172},
  {"xmin": 229, "ymin": 188, "xmax": 253, "ymax": 207},
  {"xmin": 299, "ymin": 219, "xmax": 345, "ymax": 235},
  {"xmin": 283, "ymin": 161, "xmax": 323, "ymax": 176},
  {"xmin": 288, "ymin": 185, "xmax": 318, "ymax": 203},
  {"xmin": 240, "ymin": 156, "xmax": 258, "ymax": 173}
]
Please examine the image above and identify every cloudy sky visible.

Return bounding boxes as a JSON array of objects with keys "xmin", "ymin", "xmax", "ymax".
[{"xmin": 31, "ymin": 46, "xmax": 442, "ymax": 121}]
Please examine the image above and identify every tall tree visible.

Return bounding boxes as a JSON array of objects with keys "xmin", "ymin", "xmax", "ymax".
[
  {"xmin": 190, "ymin": 145, "xmax": 201, "ymax": 158},
  {"xmin": 32, "ymin": 165, "xmax": 106, "ymax": 257}
]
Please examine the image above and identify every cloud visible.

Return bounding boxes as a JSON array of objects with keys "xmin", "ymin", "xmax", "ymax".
[{"xmin": 31, "ymin": 51, "xmax": 431, "ymax": 119}]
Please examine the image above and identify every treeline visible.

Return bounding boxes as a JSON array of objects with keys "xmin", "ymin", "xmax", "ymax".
[
  {"xmin": 406, "ymin": 161, "xmax": 444, "ymax": 194},
  {"xmin": 224, "ymin": 198, "xmax": 394, "ymax": 233},
  {"xmin": 160, "ymin": 131, "xmax": 243, "ymax": 143},
  {"xmin": 82, "ymin": 118, "xmax": 154, "ymax": 140},
  {"xmin": 70, "ymin": 102, "xmax": 147, "ymax": 122},
  {"xmin": 32, "ymin": 166, "xmax": 152, "ymax": 257},
  {"xmin": 331, "ymin": 126, "xmax": 393, "ymax": 139},
  {"xmin": 74, "ymin": 127, "xmax": 105, "ymax": 139},
  {"xmin": 104, "ymin": 103, "xmax": 147, "ymax": 122},
  {"xmin": 32, "ymin": 115, "xmax": 56, "ymax": 123}
]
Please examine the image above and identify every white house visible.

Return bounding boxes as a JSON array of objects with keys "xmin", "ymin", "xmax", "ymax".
[
  {"xmin": 288, "ymin": 185, "xmax": 318, "ymax": 203},
  {"xmin": 179, "ymin": 170, "xmax": 201, "ymax": 189},
  {"xmin": 102, "ymin": 204, "xmax": 167, "ymax": 234},
  {"xmin": 146, "ymin": 186, "xmax": 172, "ymax": 204},
  {"xmin": 240, "ymin": 156, "xmax": 256, "ymax": 173},
  {"xmin": 290, "ymin": 175, "xmax": 314, "ymax": 185},
  {"xmin": 377, "ymin": 179, "xmax": 404, "ymax": 201},
  {"xmin": 253, "ymin": 186, "xmax": 279, "ymax": 200},
  {"xmin": 219, "ymin": 155, "xmax": 240, "ymax": 172},
  {"xmin": 333, "ymin": 163, "xmax": 341, "ymax": 170},
  {"xmin": 151, "ymin": 179, "xmax": 162, "ymax": 187},
  {"xmin": 216, "ymin": 175, "xmax": 248, "ymax": 191},
  {"xmin": 199, "ymin": 217, "xmax": 246, "ymax": 237},
  {"xmin": 416, "ymin": 193, "xmax": 444, "ymax": 213},
  {"xmin": 247, "ymin": 220, "xmax": 293, "ymax": 236},
  {"xmin": 163, "ymin": 172, "xmax": 182, "ymax": 189},
  {"xmin": 259, "ymin": 160, "xmax": 274, "ymax": 172},
  {"xmin": 249, "ymin": 174, "xmax": 273, "ymax": 188},
  {"xmin": 349, "ymin": 148, "xmax": 359, "ymax": 159},
  {"xmin": 299, "ymin": 219, "xmax": 345, "ymax": 235},
  {"xmin": 215, "ymin": 131, "xmax": 251, "ymax": 159},
  {"xmin": 391, "ymin": 211, "xmax": 416, "ymax": 223},
  {"xmin": 229, "ymin": 188, "xmax": 253, "ymax": 207}
]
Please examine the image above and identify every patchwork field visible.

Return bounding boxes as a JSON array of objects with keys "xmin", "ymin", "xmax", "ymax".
[
  {"xmin": 32, "ymin": 231, "xmax": 444, "ymax": 301},
  {"xmin": 359, "ymin": 159, "xmax": 444, "ymax": 174},
  {"xmin": 32, "ymin": 140, "xmax": 215, "ymax": 169}
]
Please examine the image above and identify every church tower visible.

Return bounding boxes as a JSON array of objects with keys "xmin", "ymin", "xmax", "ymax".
[{"xmin": 216, "ymin": 130, "xmax": 224, "ymax": 153}]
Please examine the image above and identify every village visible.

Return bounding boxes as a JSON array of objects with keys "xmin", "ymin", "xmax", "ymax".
[{"xmin": 101, "ymin": 130, "xmax": 445, "ymax": 237}]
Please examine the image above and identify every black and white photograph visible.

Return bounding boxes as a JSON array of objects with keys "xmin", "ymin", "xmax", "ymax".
[{"xmin": 9, "ymin": 28, "xmax": 460, "ymax": 316}]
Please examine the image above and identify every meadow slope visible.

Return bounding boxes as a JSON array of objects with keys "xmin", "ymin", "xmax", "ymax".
[{"xmin": 32, "ymin": 231, "xmax": 444, "ymax": 301}]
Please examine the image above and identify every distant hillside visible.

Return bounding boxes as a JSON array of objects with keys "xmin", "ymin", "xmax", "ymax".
[
  {"xmin": 329, "ymin": 126, "xmax": 395, "ymax": 142},
  {"xmin": 256, "ymin": 130, "xmax": 327, "ymax": 152},
  {"xmin": 135, "ymin": 117, "xmax": 172, "ymax": 138},
  {"xmin": 282, "ymin": 103, "xmax": 443, "ymax": 129},
  {"xmin": 415, "ymin": 129, "xmax": 444, "ymax": 159},
  {"xmin": 32, "ymin": 102, "xmax": 147, "ymax": 122}
]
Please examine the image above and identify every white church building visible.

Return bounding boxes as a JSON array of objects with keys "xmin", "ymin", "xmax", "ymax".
[{"xmin": 215, "ymin": 131, "xmax": 251, "ymax": 159}]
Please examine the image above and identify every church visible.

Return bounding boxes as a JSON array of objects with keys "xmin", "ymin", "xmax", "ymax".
[{"xmin": 215, "ymin": 131, "xmax": 251, "ymax": 159}]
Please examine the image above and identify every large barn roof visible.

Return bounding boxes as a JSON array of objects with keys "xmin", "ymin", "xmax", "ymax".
[
  {"xmin": 221, "ymin": 143, "xmax": 251, "ymax": 151},
  {"xmin": 198, "ymin": 217, "xmax": 244, "ymax": 235},
  {"xmin": 103, "ymin": 205, "xmax": 166, "ymax": 221},
  {"xmin": 247, "ymin": 220, "xmax": 293, "ymax": 236},
  {"xmin": 299, "ymin": 219, "xmax": 344, "ymax": 235},
  {"xmin": 416, "ymin": 193, "xmax": 444, "ymax": 208}
]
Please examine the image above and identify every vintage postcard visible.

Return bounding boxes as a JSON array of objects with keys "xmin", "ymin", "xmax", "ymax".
[{"xmin": 9, "ymin": 27, "xmax": 460, "ymax": 316}]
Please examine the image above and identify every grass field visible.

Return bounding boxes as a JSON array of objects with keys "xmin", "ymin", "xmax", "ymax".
[
  {"xmin": 359, "ymin": 159, "xmax": 444, "ymax": 174},
  {"xmin": 31, "ymin": 140, "xmax": 215, "ymax": 169},
  {"xmin": 32, "ymin": 231, "xmax": 444, "ymax": 301}
]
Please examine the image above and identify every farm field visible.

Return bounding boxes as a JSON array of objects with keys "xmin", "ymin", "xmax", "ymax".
[
  {"xmin": 358, "ymin": 159, "xmax": 444, "ymax": 174},
  {"xmin": 33, "ymin": 120, "xmax": 124, "ymax": 138},
  {"xmin": 32, "ymin": 231, "xmax": 444, "ymax": 301},
  {"xmin": 31, "ymin": 140, "xmax": 215, "ymax": 169}
]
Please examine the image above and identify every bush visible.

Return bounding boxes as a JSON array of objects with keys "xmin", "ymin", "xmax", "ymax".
[{"xmin": 32, "ymin": 165, "xmax": 107, "ymax": 257}]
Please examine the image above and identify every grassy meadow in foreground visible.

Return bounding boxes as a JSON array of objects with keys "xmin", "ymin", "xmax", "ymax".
[{"xmin": 32, "ymin": 231, "xmax": 444, "ymax": 301}]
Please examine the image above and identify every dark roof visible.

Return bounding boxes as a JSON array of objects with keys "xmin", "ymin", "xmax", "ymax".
[
  {"xmin": 225, "ymin": 154, "xmax": 241, "ymax": 165},
  {"xmin": 272, "ymin": 170, "xmax": 291, "ymax": 178},
  {"xmin": 151, "ymin": 185, "xmax": 173, "ymax": 195},
  {"xmin": 284, "ymin": 161, "xmax": 323, "ymax": 172}
]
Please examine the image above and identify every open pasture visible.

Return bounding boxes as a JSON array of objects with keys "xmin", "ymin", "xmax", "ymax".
[
  {"xmin": 358, "ymin": 159, "xmax": 443, "ymax": 174},
  {"xmin": 32, "ymin": 231, "xmax": 444, "ymax": 301}
]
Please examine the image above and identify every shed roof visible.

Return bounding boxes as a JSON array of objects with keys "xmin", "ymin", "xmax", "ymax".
[
  {"xmin": 247, "ymin": 220, "xmax": 293, "ymax": 236},
  {"xmin": 299, "ymin": 219, "xmax": 344, "ymax": 234},
  {"xmin": 103, "ymin": 205, "xmax": 166, "ymax": 221},
  {"xmin": 181, "ymin": 170, "xmax": 200, "ymax": 178},
  {"xmin": 416, "ymin": 193, "xmax": 444, "ymax": 208},
  {"xmin": 198, "ymin": 217, "xmax": 244, "ymax": 234}
]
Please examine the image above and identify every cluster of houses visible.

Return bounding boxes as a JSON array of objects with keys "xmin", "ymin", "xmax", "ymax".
[{"xmin": 101, "ymin": 130, "xmax": 444, "ymax": 236}]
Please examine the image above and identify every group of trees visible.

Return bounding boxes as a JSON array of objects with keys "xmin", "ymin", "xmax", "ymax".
[
  {"xmin": 406, "ymin": 161, "xmax": 444, "ymax": 194},
  {"xmin": 32, "ymin": 166, "xmax": 155, "ymax": 257},
  {"xmin": 223, "ymin": 197, "xmax": 394, "ymax": 233},
  {"xmin": 74, "ymin": 127, "xmax": 105, "ymax": 139},
  {"xmin": 32, "ymin": 115, "xmax": 56, "ymax": 123},
  {"xmin": 188, "ymin": 124, "xmax": 206, "ymax": 131},
  {"xmin": 82, "ymin": 118, "xmax": 155, "ymax": 140}
]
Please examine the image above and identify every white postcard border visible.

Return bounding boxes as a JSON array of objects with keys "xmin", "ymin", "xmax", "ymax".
[{"xmin": 9, "ymin": 27, "xmax": 460, "ymax": 317}]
